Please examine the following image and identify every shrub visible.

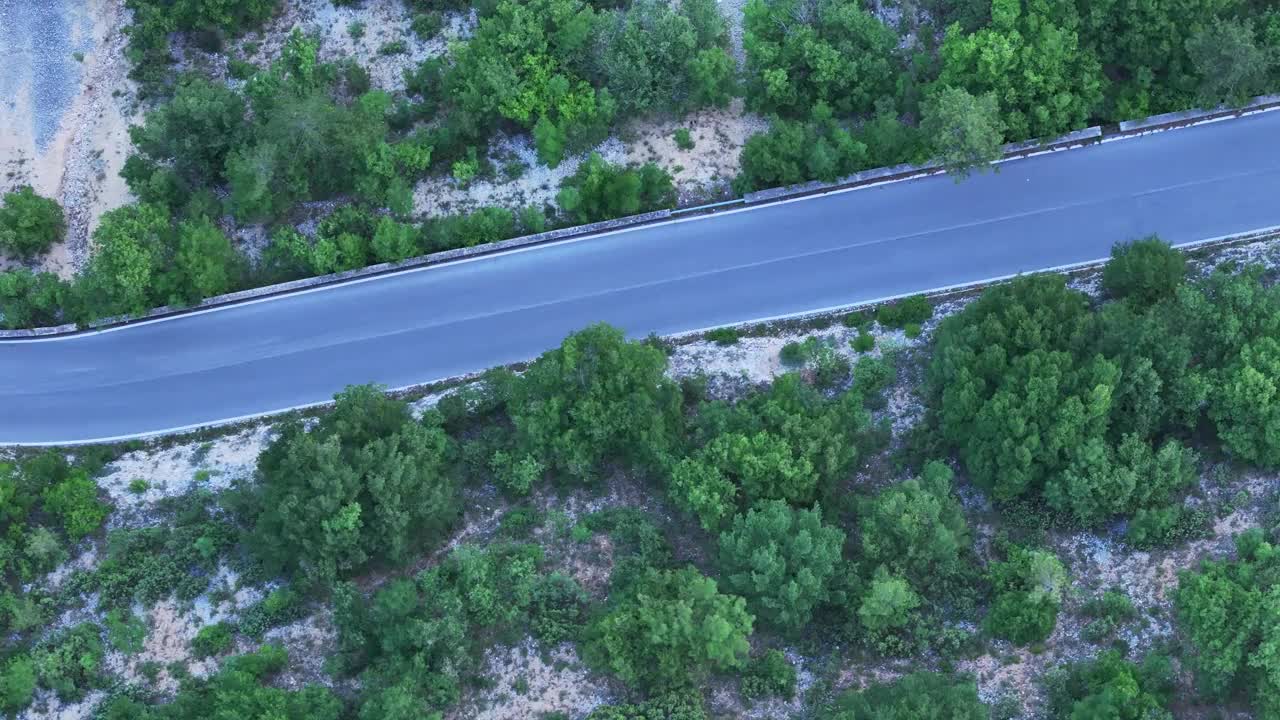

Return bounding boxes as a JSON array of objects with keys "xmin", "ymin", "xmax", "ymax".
[
  {"xmin": 32, "ymin": 623, "xmax": 103, "ymax": 701},
  {"xmin": 530, "ymin": 572, "xmax": 589, "ymax": 644},
  {"xmin": 587, "ymin": 567, "xmax": 752, "ymax": 687},
  {"xmin": 876, "ymin": 295, "xmax": 932, "ymax": 328},
  {"xmin": 858, "ymin": 566, "xmax": 921, "ymax": 651},
  {"xmin": 706, "ymin": 327, "xmax": 740, "ymax": 345},
  {"xmin": 0, "ymin": 186, "xmax": 65, "ymax": 258},
  {"xmin": 985, "ymin": 546, "xmax": 1067, "ymax": 645},
  {"xmin": 903, "ymin": 322, "xmax": 922, "ymax": 339},
  {"xmin": 104, "ymin": 609, "xmax": 147, "ymax": 654},
  {"xmin": 858, "ymin": 462, "xmax": 972, "ymax": 588},
  {"xmin": 587, "ymin": 689, "xmax": 707, "ymax": 720},
  {"xmin": 1125, "ymin": 504, "xmax": 1211, "ymax": 548},
  {"xmin": 1045, "ymin": 651, "xmax": 1174, "ymax": 718},
  {"xmin": 238, "ymin": 588, "xmax": 303, "ymax": 639},
  {"xmin": 718, "ymin": 500, "xmax": 845, "ymax": 631},
  {"xmin": 674, "ymin": 128, "xmax": 695, "ymax": 150},
  {"xmin": 1102, "ymin": 237, "xmax": 1187, "ymax": 306},
  {"xmin": 247, "ymin": 385, "xmax": 460, "ymax": 586},
  {"xmin": 41, "ymin": 467, "xmax": 109, "ymax": 540},
  {"xmin": 779, "ymin": 340, "xmax": 810, "ymax": 365},
  {"xmin": 558, "ymin": 154, "xmax": 676, "ymax": 224},
  {"xmin": 821, "ymin": 671, "xmax": 988, "ymax": 719},
  {"xmin": 192, "ymin": 622, "xmax": 235, "ymax": 658},
  {"xmin": 741, "ymin": 649, "xmax": 796, "ymax": 700},
  {"xmin": 507, "ymin": 324, "xmax": 683, "ymax": 483},
  {"xmin": 851, "ymin": 332, "xmax": 875, "ymax": 353},
  {"xmin": 0, "ymin": 656, "xmax": 35, "ymax": 712}
]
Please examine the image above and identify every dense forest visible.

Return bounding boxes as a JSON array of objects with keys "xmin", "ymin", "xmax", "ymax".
[
  {"xmin": 1, "ymin": 0, "xmax": 1279, "ymax": 328},
  {"xmin": 2, "ymin": 237, "xmax": 1280, "ymax": 718}
]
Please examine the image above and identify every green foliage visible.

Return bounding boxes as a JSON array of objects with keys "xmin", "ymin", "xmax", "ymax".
[
  {"xmin": 105, "ymin": 609, "xmax": 148, "ymax": 654},
  {"xmin": 1210, "ymin": 336, "xmax": 1280, "ymax": 467},
  {"xmin": 0, "ymin": 186, "xmax": 65, "ymax": 259},
  {"xmin": 1186, "ymin": 18, "xmax": 1271, "ymax": 106},
  {"xmin": 936, "ymin": 0, "xmax": 1104, "ymax": 140},
  {"xmin": 985, "ymin": 546, "xmax": 1067, "ymax": 645},
  {"xmin": 192, "ymin": 622, "xmax": 235, "ymax": 658},
  {"xmin": 858, "ymin": 566, "xmax": 921, "ymax": 648},
  {"xmin": 0, "ymin": 269, "xmax": 69, "ymax": 329},
  {"xmin": 39, "ymin": 466, "xmax": 109, "ymax": 540},
  {"xmin": 877, "ymin": 295, "xmax": 933, "ymax": 328},
  {"xmin": 920, "ymin": 86, "xmax": 1005, "ymax": 177},
  {"xmin": 99, "ymin": 645, "xmax": 341, "ymax": 719},
  {"xmin": 170, "ymin": 217, "xmax": 244, "ymax": 302},
  {"xmin": 717, "ymin": 500, "xmax": 845, "ymax": 631},
  {"xmin": 736, "ymin": 107, "xmax": 869, "ymax": 192},
  {"xmin": 706, "ymin": 327, "xmax": 740, "ymax": 345},
  {"xmin": 858, "ymin": 462, "xmax": 972, "ymax": 588},
  {"xmin": 595, "ymin": 0, "xmax": 733, "ymax": 115},
  {"xmin": 741, "ymin": 649, "xmax": 796, "ymax": 700},
  {"xmin": 1174, "ymin": 529, "xmax": 1280, "ymax": 714},
  {"xmin": 1045, "ymin": 651, "xmax": 1174, "ymax": 719},
  {"xmin": 0, "ymin": 656, "xmax": 35, "ymax": 713},
  {"xmin": 674, "ymin": 128, "xmax": 695, "ymax": 150},
  {"xmin": 31, "ymin": 623, "xmax": 103, "ymax": 701},
  {"xmin": 334, "ymin": 542, "xmax": 557, "ymax": 716},
  {"xmin": 558, "ymin": 153, "xmax": 676, "ymax": 223},
  {"xmin": 851, "ymin": 332, "xmax": 875, "ymax": 353},
  {"xmin": 743, "ymin": 0, "xmax": 897, "ymax": 117},
  {"xmin": 247, "ymin": 385, "xmax": 460, "ymax": 585},
  {"xmin": 83, "ymin": 491, "xmax": 235, "ymax": 609},
  {"xmin": 423, "ymin": 206, "xmax": 519, "ymax": 251},
  {"xmin": 587, "ymin": 689, "xmax": 708, "ymax": 720},
  {"xmin": 77, "ymin": 202, "xmax": 172, "ymax": 319},
  {"xmin": 238, "ymin": 587, "xmax": 304, "ymax": 639},
  {"xmin": 127, "ymin": 75, "xmax": 247, "ymax": 189},
  {"xmin": 1102, "ymin": 237, "xmax": 1187, "ymax": 306},
  {"xmin": 507, "ymin": 324, "xmax": 683, "ymax": 483},
  {"xmin": 1079, "ymin": 589, "xmax": 1137, "ymax": 644},
  {"xmin": 821, "ymin": 671, "xmax": 988, "ymax": 719},
  {"xmin": 587, "ymin": 566, "xmax": 752, "ymax": 687},
  {"xmin": 371, "ymin": 216, "xmax": 420, "ymax": 263},
  {"xmin": 1125, "ymin": 504, "xmax": 1211, "ymax": 548}
]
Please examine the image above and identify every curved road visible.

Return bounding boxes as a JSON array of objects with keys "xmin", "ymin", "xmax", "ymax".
[{"xmin": 6, "ymin": 111, "xmax": 1280, "ymax": 444}]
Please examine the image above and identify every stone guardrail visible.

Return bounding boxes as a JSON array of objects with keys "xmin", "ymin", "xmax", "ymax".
[{"xmin": 2, "ymin": 94, "xmax": 1277, "ymax": 339}]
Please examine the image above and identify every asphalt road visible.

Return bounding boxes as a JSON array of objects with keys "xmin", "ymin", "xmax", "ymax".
[{"xmin": 5, "ymin": 111, "xmax": 1280, "ymax": 444}]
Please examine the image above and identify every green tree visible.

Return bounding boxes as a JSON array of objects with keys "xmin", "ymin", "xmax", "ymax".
[
  {"xmin": 371, "ymin": 217, "xmax": 420, "ymax": 263},
  {"xmin": 1102, "ymin": 237, "xmax": 1187, "ymax": 306},
  {"xmin": 936, "ymin": 0, "xmax": 1104, "ymax": 139},
  {"xmin": 247, "ymin": 385, "xmax": 460, "ymax": 585},
  {"xmin": 743, "ymin": 0, "xmax": 898, "ymax": 117},
  {"xmin": 736, "ymin": 105, "xmax": 869, "ymax": 191},
  {"xmin": 77, "ymin": 203, "xmax": 171, "ymax": 320},
  {"xmin": 821, "ymin": 671, "xmax": 988, "ymax": 719},
  {"xmin": 0, "ymin": 186, "xmax": 65, "ymax": 259},
  {"xmin": 858, "ymin": 566, "xmax": 921, "ymax": 644},
  {"xmin": 41, "ymin": 467, "xmax": 109, "ymax": 540},
  {"xmin": 507, "ymin": 324, "xmax": 683, "ymax": 483},
  {"xmin": 717, "ymin": 500, "xmax": 845, "ymax": 631},
  {"xmin": 168, "ymin": 216, "xmax": 243, "ymax": 303},
  {"xmin": 858, "ymin": 462, "xmax": 972, "ymax": 586},
  {"xmin": 986, "ymin": 546, "xmax": 1068, "ymax": 645},
  {"xmin": 587, "ymin": 567, "xmax": 753, "ymax": 687},
  {"xmin": 1212, "ymin": 337, "xmax": 1280, "ymax": 467},
  {"xmin": 0, "ymin": 269, "xmax": 69, "ymax": 329},
  {"xmin": 920, "ymin": 86, "xmax": 1005, "ymax": 177},
  {"xmin": 128, "ymin": 75, "xmax": 247, "ymax": 187},
  {"xmin": 1045, "ymin": 651, "xmax": 1174, "ymax": 719},
  {"xmin": 1186, "ymin": 18, "xmax": 1271, "ymax": 106}
]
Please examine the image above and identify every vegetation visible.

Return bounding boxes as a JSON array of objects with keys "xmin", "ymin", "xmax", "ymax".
[{"xmin": 0, "ymin": 186, "xmax": 66, "ymax": 259}]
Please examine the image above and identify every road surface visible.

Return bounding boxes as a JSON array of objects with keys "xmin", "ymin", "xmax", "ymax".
[{"xmin": 5, "ymin": 111, "xmax": 1280, "ymax": 444}]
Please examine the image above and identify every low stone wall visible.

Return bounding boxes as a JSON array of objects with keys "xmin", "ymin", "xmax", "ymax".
[{"xmin": 1, "ymin": 96, "xmax": 1275, "ymax": 339}]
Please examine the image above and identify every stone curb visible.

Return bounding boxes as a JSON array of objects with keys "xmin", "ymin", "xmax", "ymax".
[{"xmin": 2, "ymin": 95, "xmax": 1276, "ymax": 339}]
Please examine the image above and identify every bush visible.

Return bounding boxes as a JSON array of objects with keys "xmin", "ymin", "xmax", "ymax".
[
  {"xmin": 706, "ymin": 327, "xmax": 739, "ymax": 345},
  {"xmin": 0, "ymin": 186, "xmax": 65, "ymax": 258},
  {"xmin": 558, "ymin": 153, "xmax": 676, "ymax": 224},
  {"xmin": 1102, "ymin": 237, "xmax": 1187, "ymax": 306},
  {"xmin": 674, "ymin": 128, "xmax": 695, "ymax": 150},
  {"xmin": 32, "ymin": 623, "xmax": 103, "ymax": 701},
  {"xmin": 587, "ymin": 689, "xmax": 707, "ymax": 720},
  {"xmin": 238, "ymin": 588, "xmax": 303, "ymax": 639},
  {"xmin": 985, "ymin": 546, "xmax": 1067, "ymax": 645},
  {"xmin": 104, "ymin": 609, "xmax": 147, "ymax": 654},
  {"xmin": 876, "ymin": 295, "xmax": 932, "ymax": 328},
  {"xmin": 858, "ymin": 462, "xmax": 972, "ymax": 589},
  {"xmin": 0, "ymin": 269, "xmax": 69, "ymax": 329},
  {"xmin": 741, "ymin": 649, "xmax": 796, "ymax": 700},
  {"xmin": 587, "ymin": 567, "xmax": 752, "ymax": 687},
  {"xmin": 1125, "ymin": 504, "xmax": 1211, "ymax": 548},
  {"xmin": 0, "ymin": 656, "xmax": 35, "ymax": 713},
  {"xmin": 851, "ymin": 332, "xmax": 875, "ymax": 353},
  {"xmin": 821, "ymin": 671, "xmax": 988, "ymax": 719},
  {"xmin": 903, "ymin": 322, "xmax": 922, "ymax": 339},
  {"xmin": 507, "ymin": 324, "xmax": 683, "ymax": 483},
  {"xmin": 1045, "ymin": 651, "xmax": 1173, "ymax": 719},
  {"xmin": 247, "ymin": 385, "xmax": 460, "ymax": 586},
  {"xmin": 717, "ymin": 500, "xmax": 845, "ymax": 632},
  {"xmin": 736, "ymin": 109, "xmax": 869, "ymax": 192},
  {"xmin": 40, "ymin": 466, "xmax": 109, "ymax": 540},
  {"xmin": 192, "ymin": 622, "xmax": 235, "ymax": 658},
  {"xmin": 1174, "ymin": 529, "xmax": 1280, "ymax": 713}
]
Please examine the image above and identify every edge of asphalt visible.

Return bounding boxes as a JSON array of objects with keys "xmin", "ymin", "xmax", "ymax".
[
  {"xmin": 3, "ymin": 94, "xmax": 1278, "ymax": 343},
  {"xmin": 11, "ymin": 223, "xmax": 1280, "ymax": 447}
]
